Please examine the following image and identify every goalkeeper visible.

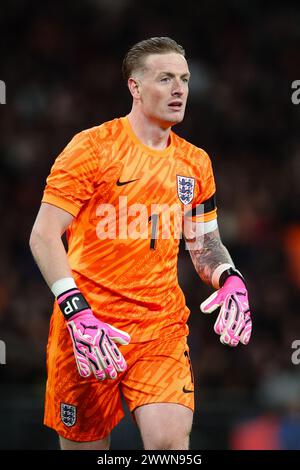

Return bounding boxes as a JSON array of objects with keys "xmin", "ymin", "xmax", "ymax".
[{"xmin": 29, "ymin": 37, "xmax": 252, "ymax": 450}]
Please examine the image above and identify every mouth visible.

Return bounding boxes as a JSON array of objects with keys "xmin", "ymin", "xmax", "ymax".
[{"xmin": 168, "ymin": 101, "xmax": 183, "ymax": 111}]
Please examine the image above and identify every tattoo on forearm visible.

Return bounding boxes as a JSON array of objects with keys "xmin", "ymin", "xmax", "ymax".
[{"xmin": 186, "ymin": 228, "xmax": 234, "ymax": 285}]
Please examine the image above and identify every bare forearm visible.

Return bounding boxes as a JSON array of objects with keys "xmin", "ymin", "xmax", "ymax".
[
  {"xmin": 187, "ymin": 228, "xmax": 234, "ymax": 286},
  {"xmin": 29, "ymin": 232, "xmax": 72, "ymax": 289}
]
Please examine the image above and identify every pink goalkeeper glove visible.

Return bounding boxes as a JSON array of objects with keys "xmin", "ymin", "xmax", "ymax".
[
  {"xmin": 57, "ymin": 289, "xmax": 130, "ymax": 380},
  {"xmin": 200, "ymin": 275, "xmax": 252, "ymax": 347}
]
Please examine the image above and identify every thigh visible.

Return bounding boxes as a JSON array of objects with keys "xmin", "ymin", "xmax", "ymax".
[
  {"xmin": 122, "ymin": 335, "xmax": 195, "ymax": 417},
  {"xmin": 134, "ymin": 402, "xmax": 193, "ymax": 450}
]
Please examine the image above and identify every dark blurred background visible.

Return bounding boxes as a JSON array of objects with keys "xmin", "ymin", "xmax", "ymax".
[{"xmin": 1, "ymin": 0, "xmax": 300, "ymax": 450}]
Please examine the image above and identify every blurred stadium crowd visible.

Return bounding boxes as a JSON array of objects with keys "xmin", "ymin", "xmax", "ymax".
[{"xmin": 0, "ymin": 0, "xmax": 300, "ymax": 449}]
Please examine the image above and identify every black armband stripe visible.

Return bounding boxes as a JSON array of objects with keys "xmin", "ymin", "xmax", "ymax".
[
  {"xmin": 185, "ymin": 193, "xmax": 216, "ymax": 217},
  {"xmin": 203, "ymin": 193, "xmax": 217, "ymax": 213}
]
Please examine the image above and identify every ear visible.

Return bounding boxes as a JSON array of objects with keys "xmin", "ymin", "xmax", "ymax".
[{"xmin": 128, "ymin": 78, "xmax": 141, "ymax": 100}]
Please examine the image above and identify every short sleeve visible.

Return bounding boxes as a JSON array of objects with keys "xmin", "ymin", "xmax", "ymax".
[
  {"xmin": 190, "ymin": 149, "xmax": 217, "ymax": 223},
  {"xmin": 42, "ymin": 130, "xmax": 100, "ymax": 217}
]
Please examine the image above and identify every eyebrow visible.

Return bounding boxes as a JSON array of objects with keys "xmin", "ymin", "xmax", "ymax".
[{"xmin": 158, "ymin": 71, "xmax": 191, "ymax": 78}]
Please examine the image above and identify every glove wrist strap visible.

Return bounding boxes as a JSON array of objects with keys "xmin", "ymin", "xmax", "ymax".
[
  {"xmin": 212, "ymin": 263, "xmax": 233, "ymax": 288},
  {"xmin": 219, "ymin": 267, "xmax": 245, "ymax": 287},
  {"xmin": 57, "ymin": 289, "xmax": 91, "ymax": 320},
  {"xmin": 212, "ymin": 264, "xmax": 245, "ymax": 288}
]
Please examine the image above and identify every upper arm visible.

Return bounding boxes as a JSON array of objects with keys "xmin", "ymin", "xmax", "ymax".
[
  {"xmin": 184, "ymin": 148, "xmax": 218, "ymax": 242},
  {"xmin": 31, "ymin": 202, "xmax": 74, "ymax": 239}
]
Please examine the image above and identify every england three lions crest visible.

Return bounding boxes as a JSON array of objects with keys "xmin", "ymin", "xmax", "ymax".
[
  {"xmin": 61, "ymin": 402, "xmax": 77, "ymax": 427},
  {"xmin": 176, "ymin": 175, "xmax": 195, "ymax": 205}
]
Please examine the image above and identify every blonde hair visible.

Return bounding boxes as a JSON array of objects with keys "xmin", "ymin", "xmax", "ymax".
[{"xmin": 122, "ymin": 37, "xmax": 185, "ymax": 80}]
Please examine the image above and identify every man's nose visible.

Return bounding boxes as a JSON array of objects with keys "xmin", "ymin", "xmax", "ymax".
[{"xmin": 171, "ymin": 80, "xmax": 185, "ymax": 96}]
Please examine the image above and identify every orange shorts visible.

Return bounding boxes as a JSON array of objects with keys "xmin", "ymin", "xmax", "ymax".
[{"xmin": 44, "ymin": 317, "xmax": 194, "ymax": 442}]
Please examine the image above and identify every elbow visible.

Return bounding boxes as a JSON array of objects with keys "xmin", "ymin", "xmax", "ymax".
[
  {"xmin": 29, "ymin": 224, "xmax": 50, "ymax": 255},
  {"xmin": 29, "ymin": 226, "xmax": 42, "ymax": 255},
  {"xmin": 29, "ymin": 223, "xmax": 61, "ymax": 254}
]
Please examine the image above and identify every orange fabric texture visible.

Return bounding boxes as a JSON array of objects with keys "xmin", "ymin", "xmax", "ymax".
[
  {"xmin": 44, "ymin": 308, "xmax": 194, "ymax": 441},
  {"xmin": 42, "ymin": 116, "xmax": 216, "ymax": 343}
]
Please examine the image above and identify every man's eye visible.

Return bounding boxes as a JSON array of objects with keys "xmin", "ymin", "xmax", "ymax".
[{"xmin": 161, "ymin": 77, "xmax": 170, "ymax": 82}]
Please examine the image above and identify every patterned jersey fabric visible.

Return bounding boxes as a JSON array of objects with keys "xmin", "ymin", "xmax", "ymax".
[{"xmin": 42, "ymin": 116, "xmax": 216, "ymax": 342}]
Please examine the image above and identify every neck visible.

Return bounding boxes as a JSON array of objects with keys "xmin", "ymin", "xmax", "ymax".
[{"xmin": 127, "ymin": 109, "xmax": 171, "ymax": 150}]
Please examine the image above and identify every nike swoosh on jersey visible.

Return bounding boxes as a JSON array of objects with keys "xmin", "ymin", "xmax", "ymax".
[
  {"xmin": 182, "ymin": 386, "xmax": 194, "ymax": 394},
  {"xmin": 116, "ymin": 178, "xmax": 140, "ymax": 186}
]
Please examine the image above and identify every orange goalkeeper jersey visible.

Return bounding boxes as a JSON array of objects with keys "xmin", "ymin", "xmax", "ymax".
[{"xmin": 42, "ymin": 116, "xmax": 217, "ymax": 342}]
